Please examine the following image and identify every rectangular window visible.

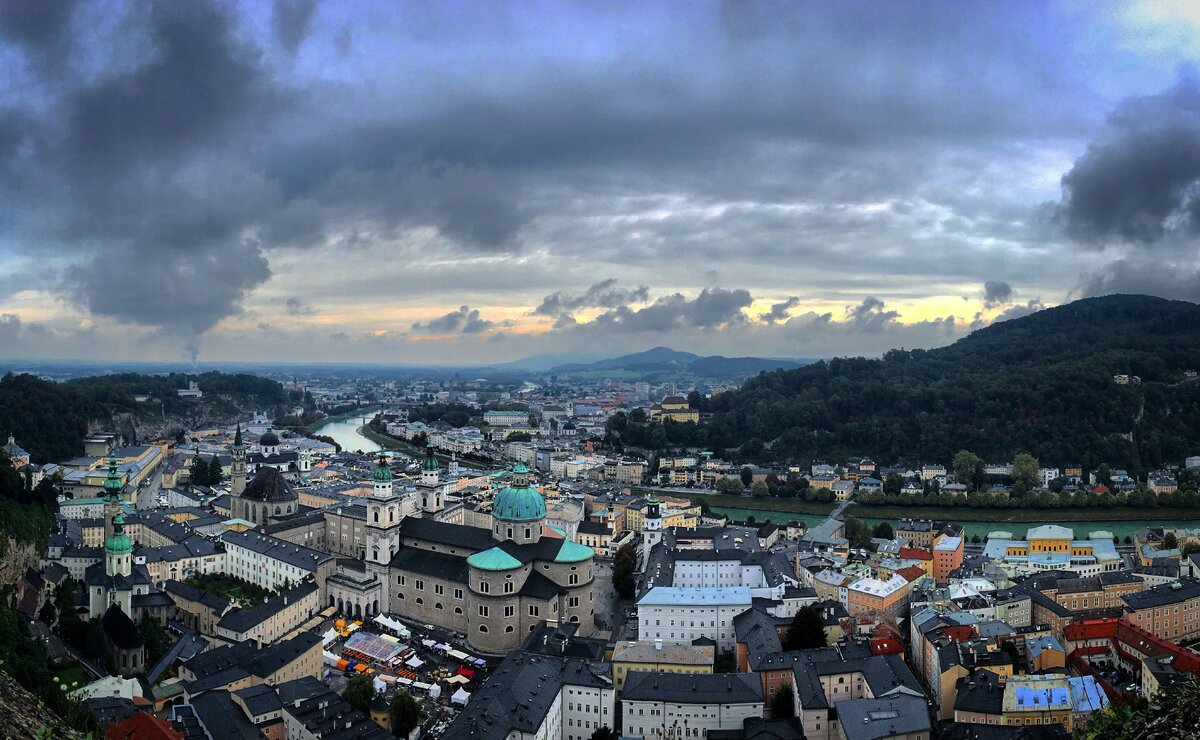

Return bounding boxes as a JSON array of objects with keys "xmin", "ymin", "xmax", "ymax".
[
  {"xmin": 454, "ymin": 588, "xmax": 463, "ymax": 599},
  {"xmin": 478, "ymin": 605, "xmax": 489, "ymax": 617},
  {"xmin": 415, "ymin": 579, "xmax": 424, "ymax": 590}
]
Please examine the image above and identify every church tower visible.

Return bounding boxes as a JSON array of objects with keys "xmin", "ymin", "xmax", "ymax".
[
  {"xmin": 365, "ymin": 454, "xmax": 401, "ymax": 613},
  {"xmin": 104, "ymin": 513, "xmax": 133, "ymax": 614},
  {"xmin": 102, "ymin": 455, "xmax": 122, "ymax": 544},
  {"xmin": 230, "ymin": 425, "xmax": 247, "ymax": 497},
  {"xmin": 420, "ymin": 443, "xmax": 444, "ymax": 514},
  {"xmin": 642, "ymin": 495, "xmax": 663, "ymax": 567}
]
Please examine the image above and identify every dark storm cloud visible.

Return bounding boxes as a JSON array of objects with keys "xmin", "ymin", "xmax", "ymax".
[
  {"xmin": 843, "ymin": 297, "xmax": 900, "ymax": 332},
  {"xmin": 586, "ymin": 287, "xmax": 752, "ymax": 333},
  {"xmin": 285, "ymin": 297, "xmax": 314, "ymax": 316},
  {"xmin": 1078, "ymin": 259, "xmax": 1200, "ymax": 302},
  {"xmin": 762, "ymin": 296, "xmax": 799, "ymax": 324},
  {"xmin": 0, "ymin": 0, "xmax": 75, "ymax": 50},
  {"xmin": 1059, "ymin": 76, "xmax": 1200, "ymax": 246},
  {"xmin": 533, "ymin": 279, "xmax": 651, "ymax": 322},
  {"xmin": 0, "ymin": 0, "xmax": 1139, "ymax": 362},
  {"xmin": 412, "ymin": 306, "xmax": 495, "ymax": 335},
  {"xmin": 271, "ymin": 0, "xmax": 319, "ymax": 53},
  {"xmin": 982, "ymin": 281, "xmax": 1013, "ymax": 308}
]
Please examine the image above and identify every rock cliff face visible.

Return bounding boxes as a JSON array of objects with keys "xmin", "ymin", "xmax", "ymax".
[
  {"xmin": 0, "ymin": 669, "xmax": 84, "ymax": 739},
  {"xmin": 0, "ymin": 539, "xmax": 41, "ymax": 589}
]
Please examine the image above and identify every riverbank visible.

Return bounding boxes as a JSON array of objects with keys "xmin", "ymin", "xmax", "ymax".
[
  {"xmin": 667, "ymin": 490, "xmax": 1200, "ymax": 525},
  {"xmin": 362, "ymin": 423, "xmax": 484, "ymax": 471},
  {"xmin": 308, "ymin": 405, "xmax": 383, "ymax": 433}
]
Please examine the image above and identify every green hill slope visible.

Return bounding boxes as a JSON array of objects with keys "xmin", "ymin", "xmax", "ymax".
[{"xmin": 703, "ymin": 294, "xmax": 1200, "ymax": 470}]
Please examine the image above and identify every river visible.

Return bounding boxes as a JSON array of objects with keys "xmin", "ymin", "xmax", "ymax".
[
  {"xmin": 711, "ymin": 507, "xmax": 1200, "ymax": 541},
  {"xmin": 313, "ymin": 414, "xmax": 384, "ymax": 454}
]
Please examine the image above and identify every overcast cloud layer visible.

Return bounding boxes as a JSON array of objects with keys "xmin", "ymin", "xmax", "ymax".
[{"xmin": 0, "ymin": 0, "xmax": 1198, "ymax": 364}]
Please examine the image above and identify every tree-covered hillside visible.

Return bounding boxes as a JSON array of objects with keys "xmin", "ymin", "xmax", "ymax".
[
  {"xmin": 0, "ymin": 371, "xmax": 289, "ymax": 463},
  {"xmin": 701, "ymin": 295, "xmax": 1200, "ymax": 471}
]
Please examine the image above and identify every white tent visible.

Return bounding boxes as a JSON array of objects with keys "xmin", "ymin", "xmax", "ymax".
[
  {"xmin": 429, "ymin": 684, "xmax": 442, "ymax": 700},
  {"xmin": 373, "ymin": 614, "xmax": 412, "ymax": 638},
  {"xmin": 322, "ymin": 629, "xmax": 339, "ymax": 646},
  {"xmin": 323, "ymin": 651, "xmax": 341, "ymax": 667},
  {"xmin": 374, "ymin": 676, "xmax": 387, "ymax": 694},
  {"xmin": 451, "ymin": 688, "xmax": 471, "ymax": 706},
  {"xmin": 406, "ymin": 656, "xmax": 424, "ymax": 668}
]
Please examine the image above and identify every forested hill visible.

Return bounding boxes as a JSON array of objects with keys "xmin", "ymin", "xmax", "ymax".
[
  {"xmin": 0, "ymin": 371, "xmax": 290, "ymax": 463},
  {"xmin": 700, "ymin": 295, "xmax": 1200, "ymax": 471}
]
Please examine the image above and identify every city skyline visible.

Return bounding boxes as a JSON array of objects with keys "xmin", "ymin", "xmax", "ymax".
[{"xmin": 2, "ymin": 1, "xmax": 1200, "ymax": 364}]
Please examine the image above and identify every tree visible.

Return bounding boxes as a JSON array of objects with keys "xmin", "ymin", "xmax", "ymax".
[
  {"xmin": 612, "ymin": 544, "xmax": 638, "ymax": 599},
  {"xmin": 740, "ymin": 467, "xmax": 754, "ymax": 486},
  {"xmin": 207, "ymin": 456, "xmax": 224, "ymax": 485},
  {"xmin": 784, "ymin": 606, "xmax": 828, "ymax": 651},
  {"xmin": 188, "ymin": 456, "xmax": 208, "ymax": 488},
  {"xmin": 770, "ymin": 683, "xmax": 795, "ymax": 718},
  {"xmin": 1163, "ymin": 532, "xmax": 1179, "ymax": 550},
  {"xmin": 750, "ymin": 480, "xmax": 769, "ymax": 497},
  {"xmin": 1096, "ymin": 464, "xmax": 1113, "ymax": 489},
  {"xmin": 389, "ymin": 688, "xmax": 423, "ymax": 737},
  {"xmin": 590, "ymin": 728, "xmax": 618, "ymax": 740},
  {"xmin": 844, "ymin": 515, "xmax": 874, "ymax": 550},
  {"xmin": 1011, "ymin": 453, "xmax": 1040, "ymax": 493},
  {"xmin": 715, "ymin": 477, "xmax": 744, "ymax": 494},
  {"xmin": 871, "ymin": 522, "xmax": 894, "ymax": 540},
  {"xmin": 343, "ymin": 673, "xmax": 376, "ymax": 714},
  {"xmin": 953, "ymin": 450, "xmax": 983, "ymax": 491},
  {"xmin": 1183, "ymin": 541, "xmax": 1200, "ymax": 556},
  {"xmin": 970, "ymin": 534, "xmax": 981, "ymax": 544}
]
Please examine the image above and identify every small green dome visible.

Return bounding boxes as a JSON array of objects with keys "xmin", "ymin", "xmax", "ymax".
[
  {"xmin": 106, "ymin": 514, "xmax": 132, "ymax": 554},
  {"xmin": 554, "ymin": 540, "xmax": 595, "ymax": 563},
  {"xmin": 422, "ymin": 444, "xmax": 439, "ymax": 471},
  {"xmin": 467, "ymin": 547, "xmax": 522, "ymax": 571},
  {"xmin": 372, "ymin": 456, "xmax": 393, "ymax": 482}
]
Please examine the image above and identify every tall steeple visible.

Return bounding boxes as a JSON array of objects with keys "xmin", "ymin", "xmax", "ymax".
[
  {"xmin": 372, "ymin": 453, "xmax": 393, "ymax": 498},
  {"xmin": 102, "ymin": 455, "xmax": 122, "ymax": 544},
  {"xmin": 230, "ymin": 425, "xmax": 247, "ymax": 497}
]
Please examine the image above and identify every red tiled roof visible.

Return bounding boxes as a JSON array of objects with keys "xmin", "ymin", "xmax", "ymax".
[
  {"xmin": 897, "ymin": 566, "xmax": 926, "ymax": 582},
  {"xmin": 106, "ymin": 712, "xmax": 183, "ymax": 740},
  {"xmin": 898, "ymin": 547, "xmax": 933, "ymax": 561}
]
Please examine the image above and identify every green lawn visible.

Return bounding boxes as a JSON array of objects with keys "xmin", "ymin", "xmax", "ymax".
[
  {"xmin": 184, "ymin": 573, "xmax": 272, "ymax": 603},
  {"xmin": 51, "ymin": 664, "xmax": 88, "ymax": 693}
]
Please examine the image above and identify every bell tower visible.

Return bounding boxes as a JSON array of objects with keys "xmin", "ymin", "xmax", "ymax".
[
  {"xmin": 366, "ymin": 454, "xmax": 401, "ymax": 612},
  {"xmin": 230, "ymin": 425, "xmax": 247, "ymax": 496}
]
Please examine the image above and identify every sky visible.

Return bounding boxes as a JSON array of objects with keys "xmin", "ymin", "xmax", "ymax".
[{"xmin": 2, "ymin": 0, "xmax": 1200, "ymax": 366}]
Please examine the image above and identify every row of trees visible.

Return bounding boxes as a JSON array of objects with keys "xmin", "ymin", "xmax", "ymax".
[
  {"xmin": 188, "ymin": 456, "xmax": 224, "ymax": 487},
  {"xmin": 852, "ymin": 487, "xmax": 1200, "ymax": 510}
]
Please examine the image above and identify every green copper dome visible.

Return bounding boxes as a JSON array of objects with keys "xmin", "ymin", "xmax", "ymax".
[
  {"xmin": 491, "ymin": 464, "xmax": 546, "ymax": 522},
  {"xmin": 372, "ymin": 456, "xmax": 393, "ymax": 482},
  {"xmin": 105, "ymin": 514, "xmax": 132, "ymax": 555},
  {"xmin": 554, "ymin": 540, "xmax": 595, "ymax": 563},
  {"xmin": 467, "ymin": 547, "xmax": 522, "ymax": 571},
  {"xmin": 422, "ymin": 444, "xmax": 439, "ymax": 471}
]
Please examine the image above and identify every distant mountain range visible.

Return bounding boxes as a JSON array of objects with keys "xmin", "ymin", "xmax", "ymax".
[{"xmin": 539, "ymin": 346, "xmax": 812, "ymax": 380}]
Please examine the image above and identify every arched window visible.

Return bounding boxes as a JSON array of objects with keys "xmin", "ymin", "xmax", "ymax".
[
  {"xmin": 454, "ymin": 607, "xmax": 463, "ymax": 614},
  {"xmin": 505, "ymin": 625, "xmax": 515, "ymax": 633},
  {"xmin": 374, "ymin": 510, "xmax": 379, "ymax": 523},
  {"xmin": 435, "ymin": 602, "xmax": 443, "ymax": 610},
  {"xmin": 275, "ymin": 506, "xmax": 281, "ymax": 515},
  {"xmin": 479, "ymin": 625, "xmax": 488, "ymax": 633},
  {"xmin": 389, "ymin": 509, "xmax": 394, "ymax": 523}
]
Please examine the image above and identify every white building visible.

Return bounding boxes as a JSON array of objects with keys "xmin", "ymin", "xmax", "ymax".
[
  {"xmin": 221, "ymin": 530, "xmax": 335, "ymax": 596},
  {"xmin": 621, "ymin": 672, "xmax": 762, "ymax": 739},
  {"xmin": 636, "ymin": 587, "xmax": 752, "ymax": 652}
]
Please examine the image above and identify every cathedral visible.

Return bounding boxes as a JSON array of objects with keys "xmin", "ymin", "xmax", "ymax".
[
  {"xmin": 228, "ymin": 427, "xmax": 300, "ymax": 525},
  {"xmin": 385, "ymin": 462, "xmax": 597, "ymax": 655}
]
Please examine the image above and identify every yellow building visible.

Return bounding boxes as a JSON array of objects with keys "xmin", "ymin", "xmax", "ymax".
[
  {"xmin": 649, "ymin": 396, "xmax": 700, "ymax": 423},
  {"xmin": 610, "ymin": 640, "xmax": 714, "ymax": 691}
]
